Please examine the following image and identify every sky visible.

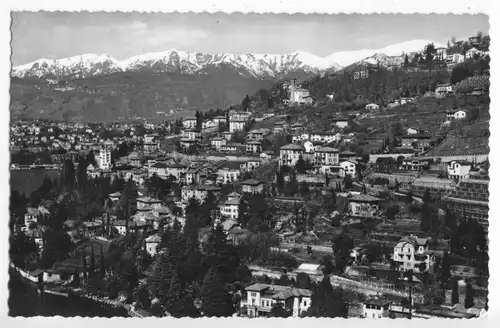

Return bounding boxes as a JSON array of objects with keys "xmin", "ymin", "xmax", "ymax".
[{"xmin": 11, "ymin": 12, "xmax": 489, "ymax": 66}]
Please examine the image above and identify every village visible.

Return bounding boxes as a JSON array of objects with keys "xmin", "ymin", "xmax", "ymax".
[{"xmin": 9, "ymin": 34, "xmax": 489, "ymax": 319}]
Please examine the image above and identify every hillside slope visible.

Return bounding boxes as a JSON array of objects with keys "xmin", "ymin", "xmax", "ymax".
[{"xmin": 10, "ymin": 70, "xmax": 274, "ymax": 123}]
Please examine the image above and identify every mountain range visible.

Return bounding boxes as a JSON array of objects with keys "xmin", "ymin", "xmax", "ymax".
[
  {"xmin": 10, "ymin": 39, "xmax": 444, "ymax": 123},
  {"xmin": 12, "ymin": 51, "xmax": 342, "ymax": 81},
  {"xmin": 12, "ymin": 40, "xmax": 443, "ymax": 81}
]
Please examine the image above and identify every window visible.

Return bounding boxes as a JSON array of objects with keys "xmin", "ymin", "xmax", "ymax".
[{"xmin": 251, "ymin": 292, "xmax": 257, "ymax": 297}]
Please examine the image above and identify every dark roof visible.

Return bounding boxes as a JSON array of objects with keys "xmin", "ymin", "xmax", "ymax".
[
  {"xmin": 245, "ymin": 283, "xmax": 270, "ymax": 292},
  {"xmin": 166, "ymin": 163, "xmax": 187, "ymax": 169},
  {"xmin": 151, "ymin": 162, "xmax": 167, "ymax": 168},
  {"xmin": 331, "ymin": 117, "xmax": 349, "ymax": 122},
  {"xmin": 401, "ymin": 134, "xmax": 432, "ymax": 139},
  {"xmin": 241, "ymin": 179, "xmax": 263, "ymax": 186},
  {"xmin": 376, "ymin": 157, "xmax": 396, "ymax": 164}
]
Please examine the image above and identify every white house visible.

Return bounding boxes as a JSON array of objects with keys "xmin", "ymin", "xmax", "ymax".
[
  {"xmin": 365, "ymin": 103, "xmax": 380, "ymax": 111},
  {"xmin": 183, "ymin": 117, "xmax": 197, "ymax": 129},
  {"xmin": 219, "ymin": 192, "xmax": 241, "ymax": 219},
  {"xmin": 145, "ymin": 234, "xmax": 162, "ymax": 256},
  {"xmin": 202, "ymin": 119, "xmax": 218, "ymax": 129},
  {"xmin": 393, "ymin": 235, "xmax": 435, "ymax": 272},
  {"xmin": 217, "ymin": 167, "xmax": 241, "ymax": 184},
  {"xmin": 447, "ymin": 160, "xmax": 472, "ymax": 180},
  {"xmin": 406, "ymin": 127, "xmax": 421, "ymax": 135},
  {"xmin": 289, "ymin": 79, "xmax": 313, "ymax": 105},
  {"xmin": 332, "ymin": 117, "xmax": 349, "ymax": 129},
  {"xmin": 211, "ymin": 137, "xmax": 227, "ymax": 150},
  {"xmin": 113, "ymin": 220, "xmax": 129, "ymax": 235},
  {"xmin": 362, "ymin": 298, "xmax": 390, "ymax": 319},
  {"xmin": 435, "ymin": 84, "xmax": 453, "ymax": 96},
  {"xmin": 229, "ymin": 119, "xmax": 247, "ymax": 133},
  {"xmin": 280, "ymin": 144, "xmax": 305, "ymax": 167},
  {"xmin": 246, "ymin": 141, "xmax": 262, "ymax": 153},
  {"xmin": 446, "ymin": 109, "xmax": 468, "ymax": 120},
  {"xmin": 242, "ymin": 283, "xmax": 312, "ymax": 318},
  {"xmin": 314, "ymin": 147, "xmax": 340, "ymax": 166},
  {"xmin": 43, "ymin": 269, "xmax": 62, "ymax": 283},
  {"xmin": 465, "ymin": 47, "xmax": 482, "ymax": 59},
  {"xmin": 181, "ymin": 185, "xmax": 221, "ymax": 204},
  {"xmin": 99, "ymin": 148, "xmax": 112, "ymax": 170},
  {"xmin": 241, "ymin": 179, "xmax": 265, "ymax": 194},
  {"xmin": 446, "ymin": 53, "xmax": 465, "ymax": 64},
  {"xmin": 340, "ymin": 160, "xmax": 357, "ymax": 178},
  {"xmin": 240, "ymin": 159, "xmax": 262, "ymax": 173}
]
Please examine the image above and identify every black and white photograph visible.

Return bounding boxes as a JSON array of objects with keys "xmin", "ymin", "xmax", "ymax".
[{"xmin": 7, "ymin": 9, "xmax": 491, "ymax": 319}]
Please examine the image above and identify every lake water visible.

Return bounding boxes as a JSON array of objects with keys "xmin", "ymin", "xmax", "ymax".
[
  {"xmin": 8, "ymin": 271, "xmax": 128, "ymax": 317},
  {"xmin": 10, "ymin": 169, "xmax": 60, "ymax": 196}
]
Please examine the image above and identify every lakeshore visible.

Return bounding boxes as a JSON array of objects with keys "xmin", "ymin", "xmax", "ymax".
[{"xmin": 8, "ymin": 268, "xmax": 129, "ymax": 317}]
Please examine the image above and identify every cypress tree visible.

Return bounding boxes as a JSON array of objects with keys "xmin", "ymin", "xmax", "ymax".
[
  {"xmin": 73, "ymin": 269, "xmax": 80, "ymax": 287},
  {"xmin": 306, "ymin": 277, "xmax": 347, "ymax": 318},
  {"xmin": 205, "ymin": 224, "xmax": 240, "ymax": 282},
  {"xmin": 201, "ymin": 267, "xmax": 234, "ymax": 317},
  {"xmin": 151, "ymin": 255, "xmax": 175, "ymax": 305},
  {"xmin": 165, "ymin": 269, "xmax": 182, "ymax": 314},
  {"xmin": 451, "ymin": 278, "xmax": 459, "ymax": 305},
  {"xmin": 81, "ymin": 249, "xmax": 87, "ymax": 279},
  {"xmin": 183, "ymin": 212, "xmax": 200, "ymax": 256},
  {"xmin": 100, "ymin": 244, "xmax": 105, "ymax": 279},
  {"xmin": 89, "ymin": 246, "xmax": 95, "ymax": 276},
  {"xmin": 439, "ymin": 252, "xmax": 451, "ymax": 282},
  {"xmin": 465, "ymin": 281, "xmax": 474, "ymax": 308}
]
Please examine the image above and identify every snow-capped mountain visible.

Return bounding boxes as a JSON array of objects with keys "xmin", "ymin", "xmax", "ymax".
[
  {"xmin": 12, "ymin": 50, "xmax": 343, "ymax": 80},
  {"xmin": 326, "ymin": 40, "xmax": 446, "ymax": 67},
  {"xmin": 11, "ymin": 40, "xmax": 444, "ymax": 80},
  {"xmin": 12, "ymin": 54, "xmax": 123, "ymax": 79}
]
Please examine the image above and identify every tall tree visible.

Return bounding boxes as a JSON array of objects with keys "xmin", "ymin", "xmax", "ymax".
[
  {"xmin": 81, "ymin": 248, "xmax": 87, "ymax": 279},
  {"xmin": 296, "ymin": 155, "xmax": 307, "ymax": 174},
  {"xmin": 242, "ymin": 95, "xmax": 251, "ymax": 111},
  {"xmin": 89, "ymin": 246, "xmax": 95, "ymax": 276},
  {"xmin": 100, "ymin": 244, "xmax": 105, "ymax": 279},
  {"xmin": 195, "ymin": 110, "xmax": 202, "ymax": 130},
  {"xmin": 151, "ymin": 255, "xmax": 176, "ymax": 305},
  {"xmin": 205, "ymin": 224, "xmax": 240, "ymax": 283},
  {"xmin": 439, "ymin": 252, "xmax": 451, "ymax": 283},
  {"xmin": 164, "ymin": 269, "xmax": 183, "ymax": 314},
  {"xmin": 61, "ymin": 158, "xmax": 76, "ymax": 188},
  {"xmin": 464, "ymin": 281, "xmax": 474, "ymax": 308},
  {"xmin": 451, "ymin": 278, "xmax": 459, "ymax": 305},
  {"xmin": 306, "ymin": 277, "xmax": 348, "ymax": 318},
  {"xmin": 331, "ymin": 227, "xmax": 354, "ymax": 273},
  {"xmin": 200, "ymin": 267, "xmax": 234, "ymax": 317}
]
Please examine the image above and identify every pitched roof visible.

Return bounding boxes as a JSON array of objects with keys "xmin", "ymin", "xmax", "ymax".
[
  {"xmin": 316, "ymin": 146, "xmax": 340, "ymax": 153},
  {"xmin": 280, "ymin": 144, "xmax": 305, "ymax": 151},
  {"xmin": 241, "ymin": 179, "xmax": 263, "ymax": 186}
]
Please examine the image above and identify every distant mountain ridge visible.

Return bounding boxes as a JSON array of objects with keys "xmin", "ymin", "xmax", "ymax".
[
  {"xmin": 11, "ymin": 40, "xmax": 444, "ymax": 81},
  {"xmin": 12, "ymin": 50, "xmax": 343, "ymax": 80}
]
